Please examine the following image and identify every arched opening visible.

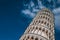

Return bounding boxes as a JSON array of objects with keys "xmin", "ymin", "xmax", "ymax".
[{"xmin": 35, "ymin": 38, "xmax": 38, "ymax": 40}]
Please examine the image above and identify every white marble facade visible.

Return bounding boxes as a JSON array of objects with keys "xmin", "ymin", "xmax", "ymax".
[{"xmin": 19, "ymin": 8, "xmax": 55, "ymax": 40}]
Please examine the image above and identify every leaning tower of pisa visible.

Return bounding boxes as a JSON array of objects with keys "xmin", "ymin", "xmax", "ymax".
[{"xmin": 19, "ymin": 8, "xmax": 55, "ymax": 40}]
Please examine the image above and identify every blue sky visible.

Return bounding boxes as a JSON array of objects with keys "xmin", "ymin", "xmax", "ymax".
[{"xmin": 0, "ymin": 0, "xmax": 60, "ymax": 40}]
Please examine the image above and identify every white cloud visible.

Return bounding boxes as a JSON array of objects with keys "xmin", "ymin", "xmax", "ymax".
[
  {"xmin": 47, "ymin": 0, "xmax": 51, "ymax": 2},
  {"xmin": 55, "ymin": 15, "xmax": 60, "ymax": 30},
  {"xmin": 57, "ymin": 0, "xmax": 60, "ymax": 4},
  {"xmin": 24, "ymin": 4, "xmax": 28, "ymax": 7},
  {"xmin": 53, "ymin": 7, "xmax": 60, "ymax": 15},
  {"xmin": 22, "ymin": 1, "xmax": 39, "ymax": 18},
  {"xmin": 37, "ymin": 0, "xmax": 45, "ymax": 9},
  {"xmin": 32, "ymin": 8, "xmax": 39, "ymax": 12},
  {"xmin": 22, "ymin": 0, "xmax": 46, "ymax": 18},
  {"xmin": 53, "ymin": 7, "xmax": 60, "ymax": 30},
  {"xmin": 55, "ymin": 15, "xmax": 60, "ymax": 25},
  {"xmin": 22, "ymin": 9, "xmax": 36, "ymax": 18},
  {"xmin": 30, "ymin": 1, "xmax": 35, "ymax": 7}
]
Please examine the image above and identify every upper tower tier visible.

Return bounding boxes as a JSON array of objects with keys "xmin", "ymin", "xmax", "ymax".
[{"xmin": 20, "ymin": 8, "xmax": 55, "ymax": 40}]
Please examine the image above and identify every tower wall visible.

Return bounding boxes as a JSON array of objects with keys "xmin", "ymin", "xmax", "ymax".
[{"xmin": 19, "ymin": 8, "xmax": 55, "ymax": 40}]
